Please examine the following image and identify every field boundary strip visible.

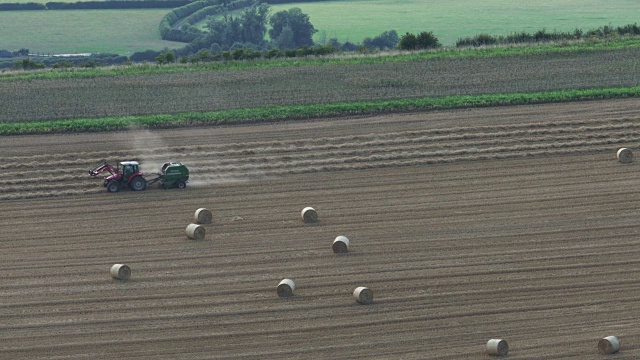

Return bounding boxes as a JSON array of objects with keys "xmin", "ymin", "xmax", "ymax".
[
  {"xmin": 2, "ymin": 37, "xmax": 640, "ymax": 82},
  {"xmin": 1, "ymin": 86, "xmax": 639, "ymax": 135}
]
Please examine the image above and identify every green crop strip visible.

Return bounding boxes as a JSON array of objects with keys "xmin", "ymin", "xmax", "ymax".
[
  {"xmin": 2, "ymin": 37, "xmax": 640, "ymax": 82},
  {"xmin": 1, "ymin": 86, "xmax": 639, "ymax": 135}
]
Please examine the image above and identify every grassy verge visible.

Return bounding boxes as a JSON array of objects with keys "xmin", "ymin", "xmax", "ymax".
[
  {"xmin": 2, "ymin": 37, "xmax": 640, "ymax": 82},
  {"xmin": 1, "ymin": 86, "xmax": 638, "ymax": 135}
]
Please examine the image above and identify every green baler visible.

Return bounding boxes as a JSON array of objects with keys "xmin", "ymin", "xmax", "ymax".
[{"xmin": 148, "ymin": 162, "xmax": 190, "ymax": 189}]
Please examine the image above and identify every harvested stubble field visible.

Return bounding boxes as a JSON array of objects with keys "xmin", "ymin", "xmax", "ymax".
[
  {"xmin": 2, "ymin": 99, "xmax": 640, "ymax": 358},
  {"xmin": 2, "ymin": 47, "xmax": 640, "ymax": 122}
]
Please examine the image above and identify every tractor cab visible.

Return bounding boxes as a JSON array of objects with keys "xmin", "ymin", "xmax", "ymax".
[{"xmin": 120, "ymin": 161, "xmax": 140, "ymax": 180}]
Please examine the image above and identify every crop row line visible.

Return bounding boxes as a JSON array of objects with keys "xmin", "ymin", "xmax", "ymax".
[
  {"xmin": 0, "ymin": 118, "xmax": 640, "ymax": 163},
  {"xmin": 0, "ymin": 126, "xmax": 636, "ymax": 180},
  {"xmin": 0, "ymin": 137, "xmax": 628, "ymax": 199},
  {"xmin": 1, "ymin": 86, "xmax": 639, "ymax": 136},
  {"xmin": 4, "ymin": 117, "xmax": 638, "ymax": 162}
]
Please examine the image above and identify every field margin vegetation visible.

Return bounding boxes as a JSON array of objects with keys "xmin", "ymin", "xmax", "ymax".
[
  {"xmin": 2, "ymin": 37, "xmax": 640, "ymax": 82},
  {"xmin": 1, "ymin": 86, "xmax": 639, "ymax": 135}
]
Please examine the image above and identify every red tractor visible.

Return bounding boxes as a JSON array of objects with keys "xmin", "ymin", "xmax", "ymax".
[{"xmin": 89, "ymin": 161, "xmax": 147, "ymax": 193}]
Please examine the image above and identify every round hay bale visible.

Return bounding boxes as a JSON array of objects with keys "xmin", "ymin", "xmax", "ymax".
[
  {"xmin": 194, "ymin": 208, "xmax": 213, "ymax": 224},
  {"xmin": 186, "ymin": 223, "xmax": 205, "ymax": 240},
  {"xmin": 598, "ymin": 336, "xmax": 620, "ymax": 355},
  {"xmin": 301, "ymin": 207, "xmax": 318, "ymax": 223},
  {"xmin": 353, "ymin": 286, "xmax": 373, "ymax": 305},
  {"xmin": 332, "ymin": 236, "xmax": 350, "ymax": 254},
  {"xmin": 617, "ymin": 148, "xmax": 633, "ymax": 163},
  {"xmin": 277, "ymin": 278, "xmax": 295, "ymax": 298},
  {"xmin": 110, "ymin": 264, "xmax": 131, "ymax": 281},
  {"xmin": 486, "ymin": 339, "xmax": 509, "ymax": 356}
]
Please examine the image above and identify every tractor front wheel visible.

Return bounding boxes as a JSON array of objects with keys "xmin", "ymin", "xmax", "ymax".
[
  {"xmin": 176, "ymin": 179, "xmax": 187, "ymax": 189},
  {"xmin": 106, "ymin": 181, "xmax": 120, "ymax": 193},
  {"xmin": 130, "ymin": 176, "xmax": 146, "ymax": 191}
]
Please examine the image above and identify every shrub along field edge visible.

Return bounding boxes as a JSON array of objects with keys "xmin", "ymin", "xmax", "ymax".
[
  {"xmin": 1, "ymin": 86, "xmax": 639, "ymax": 135},
  {"xmin": 3, "ymin": 37, "xmax": 640, "ymax": 82}
]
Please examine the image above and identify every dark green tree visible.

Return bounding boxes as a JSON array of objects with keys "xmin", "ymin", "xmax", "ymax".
[
  {"xmin": 156, "ymin": 51, "xmax": 176, "ymax": 64},
  {"xmin": 398, "ymin": 32, "xmax": 417, "ymax": 50},
  {"xmin": 274, "ymin": 25, "xmax": 295, "ymax": 49},
  {"xmin": 206, "ymin": 3, "xmax": 270, "ymax": 50},
  {"xmin": 52, "ymin": 61, "xmax": 73, "ymax": 69},
  {"xmin": 240, "ymin": 3, "xmax": 269, "ymax": 45},
  {"xmin": 207, "ymin": 15, "xmax": 242, "ymax": 49},
  {"xmin": 362, "ymin": 30, "xmax": 399, "ymax": 50},
  {"xmin": 416, "ymin": 31, "xmax": 440, "ymax": 48},
  {"xmin": 398, "ymin": 31, "xmax": 440, "ymax": 50},
  {"xmin": 269, "ymin": 8, "xmax": 317, "ymax": 48},
  {"xmin": 17, "ymin": 58, "xmax": 45, "ymax": 70}
]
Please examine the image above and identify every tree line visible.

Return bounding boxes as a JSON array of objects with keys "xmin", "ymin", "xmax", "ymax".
[
  {"xmin": 0, "ymin": 0, "xmax": 334, "ymax": 11},
  {"xmin": 1, "ymin": 26, "xmax": 439, "ymax": 70},
  {"xmin": 164, "ymin": 1, "xmax": 440, "ymax": 58},
  {"xmin": 7, "ymin": 0, "xmax": 638, "ymax": 71},
  {"xmin": 456, "ymin": 23, "xmax": 640, "ymax": 47},
  {"xmin": 0, "ymin": 0, "xmax": 191, "ymax": 10}
]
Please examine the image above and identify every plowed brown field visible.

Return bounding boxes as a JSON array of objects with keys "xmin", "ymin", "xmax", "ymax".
[
  {"xmin": 3, "ymin": 47, "xmax": 640, "ymax": 123},
  {"xmin": 2, "ymin": 99, "xmax": 640, "ymax": 359}
]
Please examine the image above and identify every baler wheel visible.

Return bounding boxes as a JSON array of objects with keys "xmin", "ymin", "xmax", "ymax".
[{"xmin": 176, "ymin": 179, "xmax": 187, "ymax": 189}]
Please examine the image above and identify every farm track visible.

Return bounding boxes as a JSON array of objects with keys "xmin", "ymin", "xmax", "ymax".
[{"xmin": 1, "ymin": 99, "xmax": 640, "ymax": 358}]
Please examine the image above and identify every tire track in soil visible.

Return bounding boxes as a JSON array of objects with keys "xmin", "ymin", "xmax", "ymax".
[
  {"xmin": 1, "ymin": 116, "xmax": 638, "ymax": 200},
  {"xmin": 2, "ymin": 100, "xmax": 640, "ymax": 358}
]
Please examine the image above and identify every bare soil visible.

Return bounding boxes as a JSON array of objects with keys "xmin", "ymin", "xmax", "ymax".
[
  {"xmin": 1, "ymin": 99, "xmax": 640, "ymax": 358},
  {"xmin": 2, "ymin": 47, "xmax": 640, "ymax": 122}
]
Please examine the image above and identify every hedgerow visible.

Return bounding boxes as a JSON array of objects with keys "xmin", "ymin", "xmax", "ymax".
[
  {"xmin": 3, "ymin": 37, "xmax": 640, "ymax": 82},
  {"xmin": 457, "ymin": 23, "xmax": 640, "ymax": 47}
]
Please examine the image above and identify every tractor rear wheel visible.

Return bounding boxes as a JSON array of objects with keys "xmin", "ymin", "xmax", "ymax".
[
  {"xmin": 106, "ymin": 181, "xmax": 120, "ymax": 193},
  {"xmin": 130, "ymin": 176, "xmax": 146, "ymax": 191},
  {"xmin": 176, "ymin": 179, "xmax": 187, "ymax": 189}
]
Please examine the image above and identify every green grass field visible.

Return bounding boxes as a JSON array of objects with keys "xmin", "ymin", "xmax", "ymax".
[
  {"xmin": 0, "ymin": 10, "xmax": 184, "ymax": 54},
  {"xmin": 8, "ymin": 0, "xmax": 98, "ymax": 3},
  {"xmin": 270, "ymin": 0, "xmax": 640, "ymax": 45},
  {"xmin": 3, "ymin": 0, "xmax": 640, "ymax": 54}
]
